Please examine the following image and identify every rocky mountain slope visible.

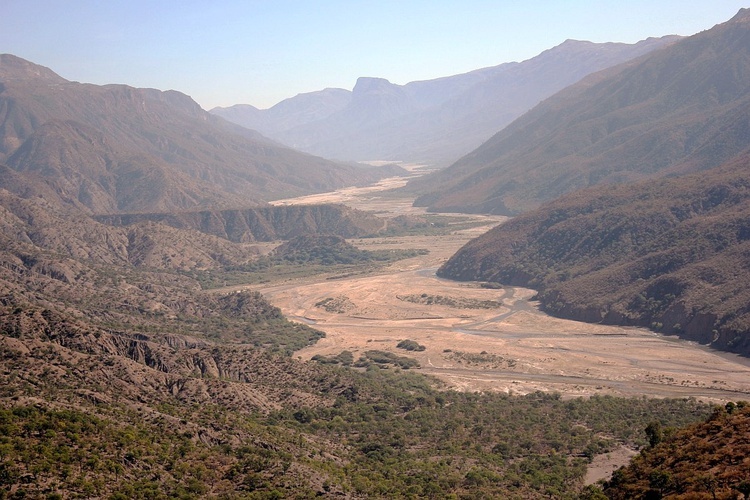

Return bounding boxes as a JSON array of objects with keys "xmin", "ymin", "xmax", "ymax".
[
  {"xmin": 95, "ymin": 203, "xmax": 400, "ymax": 243},
  {"xmin": 411, "ymin": 9, "xmax": 750, "ymax": 214},
  {"xmin": 0, "ymin": 54, "xmax": 402, "ymax": 214},
  {"xmin": 213, "ymin": 37, "xmax": 676, "ymax": 166},
  {"xmin": 438, "ymin": 154, "xmax": 750, "ymax": 356},
  {"xmin": 603, "ymin": 403, "xmax": 750, "ymax": 499}
]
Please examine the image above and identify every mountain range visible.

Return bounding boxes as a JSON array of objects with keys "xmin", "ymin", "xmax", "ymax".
[
  {"xmin": 212, "ymin": 37, "xmax": 678, "ymax": 166},
  {"xmin": 0, "ymin": 54, "xmax": 402, "ymax": 215},
  {"xmin": 410, "ymin": 9, "xmax": 750, "ymax": 214},
  {"xmin": 1, "ymin": 8, "xmax": 750, "ymax": 498},
  {"xmin": 433, "ymin": 9, "xmax": 750, "ymax": 359}
]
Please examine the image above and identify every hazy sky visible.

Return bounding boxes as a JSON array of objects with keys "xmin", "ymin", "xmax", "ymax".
[{"xmin": 2, "ymin": 1, "xmax": 747, "ymax": 110}]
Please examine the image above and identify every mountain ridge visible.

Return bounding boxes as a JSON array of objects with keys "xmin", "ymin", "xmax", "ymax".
[
  {"xmin": 212, "ymin": 36, "xmax": 678, "ymax": 165},
  {"xmin": 437, "ymin": 153, "xmax": 750, "ymax": 357},
  {"xmin": 410, "ymin": 9, "xmax": 750, "ymax": 214},
  {"xmin": 0, "ymin": 54, "xmax": 403, "ymax": 214},
  {"xmin": 95, "ymin": 203, "xmax": 408, "ymax": 243}
]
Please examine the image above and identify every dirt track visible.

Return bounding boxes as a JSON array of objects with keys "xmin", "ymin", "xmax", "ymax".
[{"xmin": 254, "ymin": 166, "xmax": 750, "ymax": 403}]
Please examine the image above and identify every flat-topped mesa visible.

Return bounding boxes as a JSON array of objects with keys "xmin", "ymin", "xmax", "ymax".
[{"xmin": 352, "ymin": 77, "xmax": 398, "ymax": 95}]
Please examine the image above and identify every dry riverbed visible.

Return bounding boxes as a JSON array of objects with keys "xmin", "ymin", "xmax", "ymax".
[{"xmin": 253, "ymin": 165, "xmax": 750, "ymax": 403}]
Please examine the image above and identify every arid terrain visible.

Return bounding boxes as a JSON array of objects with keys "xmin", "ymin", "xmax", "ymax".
[{"xmin": 240, "ymin": 165, "xmax": 750, "ymax": 403}]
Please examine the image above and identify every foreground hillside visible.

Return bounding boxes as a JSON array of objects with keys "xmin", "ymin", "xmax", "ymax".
[
  {"xmin": 0, "ymin": 294, "xmax": 710, "ymax": 497},
  {"xmin": 411, "ymin": 8, "xmax": 750, "ymax": 214},
  {"xmin": 439, "ymin": 155, "xmax": 750, "ymax": 357},
  {"xmin": 603, "ymin": 403, "xmax": 750, "ymax": 499},
  {"xmin": 0, "ymin": 54, "xmax": 402, "ymax": 214}
]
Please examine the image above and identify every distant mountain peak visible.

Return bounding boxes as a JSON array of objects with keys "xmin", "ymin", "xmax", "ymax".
[
  {"xmin": 352, "ymin": 77, "xmax": 396, "ymax": 94},
  {"xmin": 558, "ymin": 39, "xmax": 593, "ymax": 46},
  {"xmin": 729, "ymin": 7, "xmax": 750, "ymax": 23},
  {"xmin": 0, "ymin": 54, "xmax": 67, "ymax": 83}
]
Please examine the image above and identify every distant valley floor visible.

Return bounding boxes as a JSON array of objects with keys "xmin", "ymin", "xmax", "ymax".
[{"xmin": 238, "ymin": 166, "xmax": 750, "ymax": 403}]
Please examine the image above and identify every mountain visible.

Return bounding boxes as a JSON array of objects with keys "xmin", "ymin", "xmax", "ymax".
[
  {"xmin": 212, "ymin": 37, "xmax": 677, "ymax": 165},
  {"xmin": 603, "ymin": 403, "xmax": 750, "ymax": 499},
  {"xmin": 0, "ymin": 147, "xmax": 709, "ymax": 499},
  {"xmin": 438, "ymin": 154, "xmax": 750, "ymax": 356},
  {"xmin": 211, "ymin": 87, "xmax": 352, "ymax": 135},
  {"xmin": 0, "ymin": 181, "xmax": 263, "ymax": 272},
  {"xmin": 0, "ymin": 54, "xmax": 403, "ymax": 214},
  {"xmin": 411, "ymin": 9, "xmax": 750, "ymax": 214}
]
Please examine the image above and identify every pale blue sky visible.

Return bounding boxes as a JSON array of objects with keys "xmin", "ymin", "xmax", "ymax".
[{"xmin": 2, "ymin": 1, "xmax": 747, "ymax": 109}]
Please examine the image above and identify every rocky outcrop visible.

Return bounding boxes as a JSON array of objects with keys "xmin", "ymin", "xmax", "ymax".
[
  {"xmin": 96, "ymin": 204, "xmax": 397, "ymax": 242},
  {"xmin": 0, "ymin": 303, "xmax": 334, "ymax": 412}
]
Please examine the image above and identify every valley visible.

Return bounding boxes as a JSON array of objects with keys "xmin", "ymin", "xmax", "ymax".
[
  {"xmin": 2, "ymin": 11, "xmax": 750, "ymax": 495},
  {"xmin": 219, "ymin": 166, "xmax": 750, "ymax": 403}
]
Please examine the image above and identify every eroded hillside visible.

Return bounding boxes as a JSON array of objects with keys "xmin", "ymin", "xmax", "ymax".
[{"xmin": 439, "ymin": 155, "xmax": 750, "ymax": 356}]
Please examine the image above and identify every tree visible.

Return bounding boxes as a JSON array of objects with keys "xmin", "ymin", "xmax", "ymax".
[
  {"xmin": 645, "ymin": 422, "xmax": 662, "ymax": 448},
  {"xmin": 648, "ymin": 470, "xmax": 672, "ymax": 497},
  {"xmin": 579, "ymin": 484, "xmax": 608, "ymax": 500},
  {"xmin": 699, "ymin": 474, "xmax": 717, "ymax": 500}
]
